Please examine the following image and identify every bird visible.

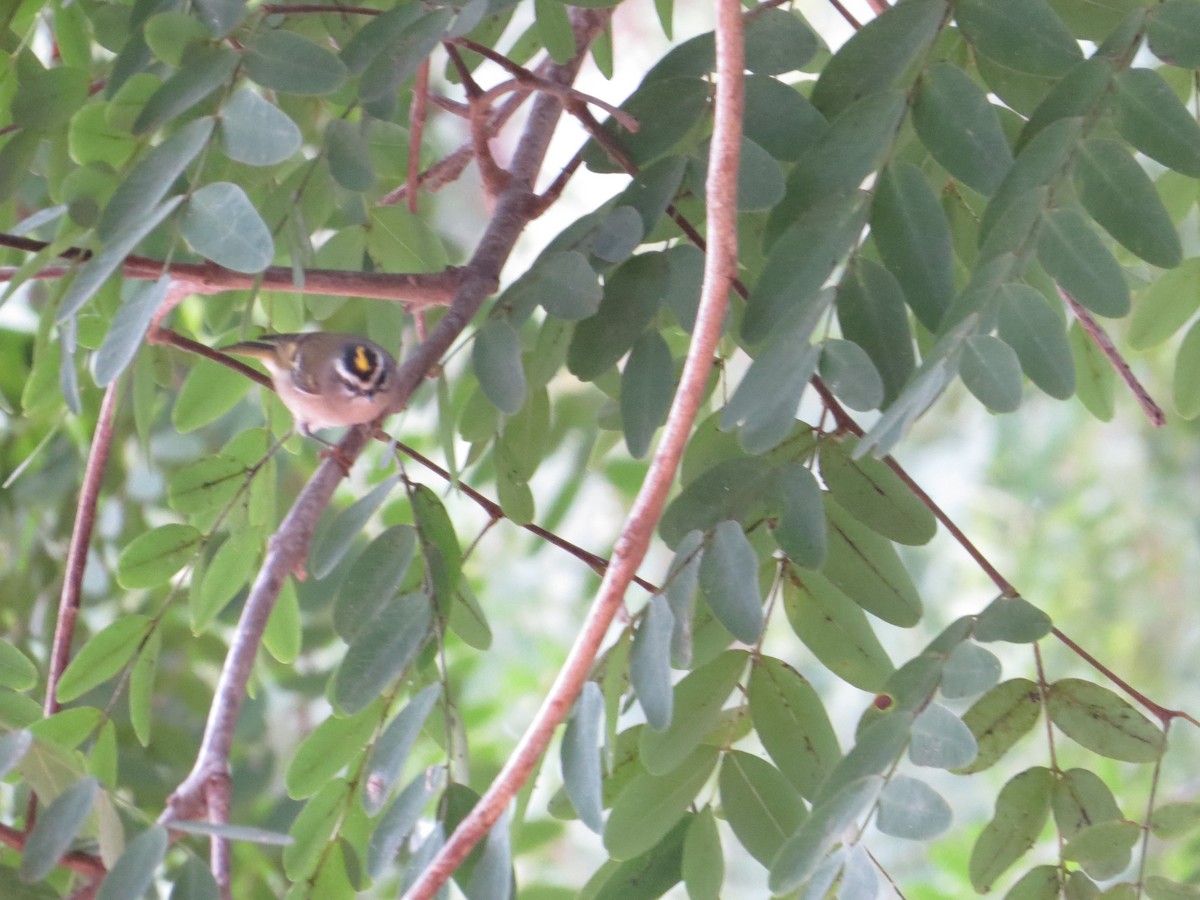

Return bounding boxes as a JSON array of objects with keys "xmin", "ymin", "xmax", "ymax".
[{"xmin": 221, "ymin": 332, "xmax": 400, "ymax": 437}]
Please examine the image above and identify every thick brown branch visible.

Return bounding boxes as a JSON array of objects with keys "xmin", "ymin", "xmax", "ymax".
[
  {"xmin": 161, "ymin": 11, "xmax": 609, "ymax": 893},
  {"xmin": 401, "ymin": 1, "xmax": 743, "ymax": 895},
  {"xmin": 45, "ymin": 382, "xmax": 121, "ymax": 717}
]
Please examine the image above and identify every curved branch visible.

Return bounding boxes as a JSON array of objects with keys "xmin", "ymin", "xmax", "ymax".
[
  {"xmin": 45, "ymin": 381, "xmax": 121, "ymax": 717},
  {"xmin": 159, "ymin": 11, "xmax": 611, "ymax": 893},
  {"xmin": 400, "ymin": 0, "xmax": 744, "ymax": 894}
]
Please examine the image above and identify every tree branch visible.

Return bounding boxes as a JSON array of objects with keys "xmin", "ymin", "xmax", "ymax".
[
  {"xmin": 400, "ymin": 0, "xmax": 744, "ymax": 894},
  {"xmin": 159, "ymin": 11, "xmax": 611, "ymax": 894},
  {"xmin": 0, "ymin": 233, "xmax": 462, "ymax": 307},
  {"xmin": 1057, "ymin": 285, "xmax": 1166, "ymax": 428}
]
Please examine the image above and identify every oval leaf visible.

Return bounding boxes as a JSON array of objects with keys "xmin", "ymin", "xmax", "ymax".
[
  {"xmin": 117, "ymin": 525, "xmax": 203, "ymax": 589},
  {"xmin": 1046, "ymin": 678, "xmax": 1166, "ymax": 763},
  {"xmin": 180, "ymin": 182, "xmax": 274, "ymax": 273}
]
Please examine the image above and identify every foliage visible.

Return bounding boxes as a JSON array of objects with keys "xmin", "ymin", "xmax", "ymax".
[{"xmin": 1, "ymin": 0, "xmax": 1199, "ymax": 897}]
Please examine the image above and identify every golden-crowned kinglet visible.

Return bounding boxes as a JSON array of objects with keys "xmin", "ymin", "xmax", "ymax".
[{"xmin": 222, "ymin": 332, "xmax": 399, "ymax": 435}]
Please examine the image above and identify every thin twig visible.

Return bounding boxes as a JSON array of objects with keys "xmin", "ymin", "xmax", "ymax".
[
  {"xmin": 1058, "ymin": 285, "xmax": 1166, "ymax": 428},
  {"xmin": 393, "ymin": 441, "xmax": 660, "ymax": 593},
  {"xmin": 407, "ymin": 60, "xmax": 431, "ymax": 214},
  {"xmin": 400, "ymin": 0, "xmax": 743, "ymax": 894},
  {"xmin": 0, "ymin": 233, "xmax": 462, "ymax": 307},
  {"xmin": 0, "ymin": 823, "xmax": 105, "ymax": 881}
]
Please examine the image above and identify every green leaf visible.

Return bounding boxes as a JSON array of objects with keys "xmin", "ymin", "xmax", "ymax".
[
  {"xmin": 167, "ymin": 454, "xmax": 248, "ymax": 514},
  {"xmin": 997, "ymin": 282, "xmax": 1076, "ymax": 399},
  {"xmin": 591, "ymin": 206, "xmax": 644, "ymax": 263},
  {"xmin": 325, "ymin": 119, "xmax": 375, "ymax": 193},
  {"xmin": 340, "ymin": 5, "xmax": 424, "ymax": 72},
  {"xmin": 782, "ymin": 568, "xmax": 894, "ymax": 692},
  {"xmin": 333, "ymin": 525, "xmax": 417, "ymax": 643},
  {"xmin": 1175, "ymin": 317, "xmax": 1200, "ymax": 419},
  {"xmin": 12, "ymin": 66, "xmax": 90, "ymax": 131},
  {"xmin": 117, "ymin": 525, "xmax": 203, "ymax": 589},
  {"xmin": 961, "ymin": 333, "xmax": 1023, "ymax": 413},
  {"xmin": 639, "ymin": 650, "xmax": 746, "ymax": 775},
  {"xmin": 0, "ymin": 640, "xmax": 38, "ymax": 691},
  {"xmin": 332, "ymin": 592, "xmax": 433, "ymax": 715},
  {"xmin": 1114, "ymin": 68, "xmax": 1200, "ymax": 177},
  {"xmin": 818, "ymin": 339, "xmax": 884, "ymax": 412},
  {"xmin": 92, "ymin": 276, "xmax": 171, "ymax": 387},
  {"xmin": 836, "ymin": 258, "xmax": 916, "ymax": 405},
  {"xmin": 1046, "ymin": 678, "xmax": 1166, "ymax": 763},
  {"xmin": 956, "ymin": 678, "xmax": 1043, "ymax": 774},
  {"xmin": 192, "ymin": 534, "xmax": 259, "ymax": 631},
  {"xmin": 1019, "ymin": 58, "xmax": 1114, "ymax": 151},
  {"xmin": 909, "ymin": 703, "xmax": 979, "ymax": 769},
  {"xmin": 57, "ymin": 615, "xmax": 152, "ymax": 702},
  {"xmin": 132, "ymin": 46, "xmax": 237, "ymax": 134},
  {"xmin": 620, "ymin": 330, "xmax": 674, "ymax": 459},
  {"xmin": 96, "ymin": 826, "xmax": 168, "ymax": 900},
  {"xmin": 1147, "ymin": 0, "xmax": 1200, "ymax": 68},
  {"xmin": 535, "ymin": 0, "xmax": 574, "ymax": 63},
  {"xmin": 412, "ymin": 484, "xmax": 463, "ymax": 609},
  {"xmin": 561, "ymin": 682, "xmax": 604, "ymax": 833},
  {"xmin": 974, "ymin": 595, "xmax": 1053, "ymax": 643},
  {"xmin": 309, "ymin": 475, "xmax": 399, "ymax": 580},
  {"xmin": 982, "ymin": 116, "xmax": 1082, "ymax": 245},
  {"xmin": 1150, "ymin": 801, "xmax": 1200, "ymax": 839},
  {"xmin": 631, "ymin": 596, "xmax": 675, "ymax": 731},
  {"xmin": 1146, "ymin": 876, "xmax": 1200, "ymax": 900},
  {"xmin": 180, "ymin": 182, "xmax": 274, "ymax": 273},
  {"xmin": 1074, "ymin": 138, "xmax": 1182, "ymax": 269},
  {"xmin": 876, "ymin": 774, "xmax": 953, "ymax": 840},
  {"xmin": 171, "ymin": 357, "xmax": 253, "ymax": 433},
  {"xmin": 681, "ymin": 808, "xmax": 723, "ymax": 900},
  {"xmin": 697, "ymin": 523, "xmax": 762, "ymax": 644},
  {"xmin": 1006, "ymin": 865, "xmax": 1062, "ymax": 900},
  {"xmin": 367, "ymin": 205, "xmax": 449, "ymax": 272},
  {"xmin": 744, "ymin": 7, "xmax": 818, "ymax": 76},
  {"xmin": 941, "ymin": 641, "xmax": 1002, "ymax": 699},
  {"xmin": 587, "ymin": 817, "xmax": 688, "ymax": 900},
  {"xmin": 1053, "ymin": 767, "xmax": 1122, "ymax": 840},
  {"xmin": 219, "ymin": 88, "xmax": 301, "ymax": 166},
  {"xmin": 603, "ymin": 746, "xmax": 719, "ymax": 860},
  {"xmin": 721, "ymin": 329, "xmax": 820, "ymax": 455},
  {"xmin": 97, "ymin": 116, "xmax": 214, "ymax": 243},
  {"xmin": 766, "ymin": 90, "xmax": 905, "ymax": 242},
  {"xmin": 768, "ymin": 776, "xmax": 883, "ymax": 894},
  {"xmin": 913, "ymin": 63, "xmax": 1014, "ymax": 196},
  {"xmin": 969, "ymin": 766, "xmax": 1054, "ymax": 892},
  {"xmin": 362, "ymin": 685, "xmax": 439, "ymax": 815},
  {"xmin": 20, "ymin": 777, "xmax": 98, "ymax": 882},
  {"xmin": 129, "ymin": 628, "xmax": 159, "ymax": 746},
  {"xmin": 955, "ymin": 0, "xmax": 1083, "ymax": 75},
  {"xmin": 772, "ymin": 463, "xmax": 827, "ymax": 569},
  {"xmin": 746, "ymin": 191, "xmax": 869, "ymax": 344},
  {"xmin": 520, "ymin": 251, "xmax": 602, "ymax": 321},
  {"xmin": 367, "ymin": 769, "xmax": 443, "ymax": 879},
  {"xmin": 195, "ymin": 0, "xmax": 245, "ymax": 37},
  {"xmin": 59, "ymin": 196, "xmax": 184, "ymax": 322},
  {"xmin": 567, "ymin": 252, "xmax": 668, "ymax": 380},
  {"xmin": 1130, "ymin": 257, "xmax": 1200, "ymax": 350},
  {"xmin": 583, "ymin": 77, "xmax": 711, "ymax": 174},
  {"xmin": 1075, "ymin": 321, "xmax": 1118, "ymax": 422},
  {"xmin": 244, "ymin": 30, "xmax": 348, "ymax": 94},
  {"xmin": 718, "ymin": 750, "xmax": 805, "ymax": 867},
  {"xmin": 688, "ymin": 137, "xmax": 784, "ymax": 213},
  {"xmin": 811, "ymin": 0, "xmax": 947, "ymax": 117},
  {"xmin": 1037, "ymin": 207, "xmax": 1130, "ymax": 318},
  {"xmin": 665, "ymin": 532, "xmax": 703, "ymax": 669},
  {"xmin": 473, "ymin": 318, "xmax": 526, "ymax": 415},
  {"xmin": 744, "ymin": 74, "xmax": 828, "ymax": 163},
  {"xmin": 819, "ymin": 436, "xmax": 936, "ymax": 546},
  {"xmin": 0, "ymin": 731, "xmax": 33, "ymax": 780},
  {"xmin": 286, "ymin": 703, "xmax": 379, "ymax": 800},
  {"xmin": 284, "ymin": 779, "xmax": 350, "ymax": 879},
  {"xmin": 823, "ymin": 496, "xmax": 923, "ymax": 627},
  {"xmin": 1063, "ymin": 820, "xmax": 1140, "ymax": 881},
  {"xmin": 748, "ymin": 656, "xmax": 840, "ymax": 798}
]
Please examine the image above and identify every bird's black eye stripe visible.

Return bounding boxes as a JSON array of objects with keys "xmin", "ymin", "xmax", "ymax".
[{"xmin": 336, "ymin": 344, "xmax": 386, "ymax": 394}]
